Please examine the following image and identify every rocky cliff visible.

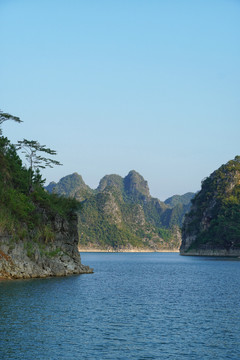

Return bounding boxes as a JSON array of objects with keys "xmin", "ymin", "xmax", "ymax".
[
  {"xmin": 0, "ymin": 213, "xmax": 93, "ymax": 279},
  {"xmin": 180, "ymin": 156, "xmax": 240, "ymax": 256},
  {"xmin": 0, "ymin": 110, "xmax": 93, "ymax": 279}
]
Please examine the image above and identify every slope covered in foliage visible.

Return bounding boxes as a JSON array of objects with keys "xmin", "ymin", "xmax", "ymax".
[
  {"xmin": 0, "ymin": 115, "xmax": 79, "ymax": 243},
  {"xmin": 45, "ymin": 173, "xmax": 93, "ymax": 202},
  {"xmin": 181, "ymin": 156, "xmax": 240, "ymax": 255},
  {"xmin": 0, "ymin": 110, "xmax": 94, "ymax": 278},
  {"xmin": 47, "ymin": 171, "xmax": 192, "ymax": 251}
]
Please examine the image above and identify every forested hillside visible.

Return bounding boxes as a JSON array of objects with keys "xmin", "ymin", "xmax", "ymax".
[
  {"xmin": 181, "ymin": 156, "xmax": 240, "ymax": 256},
  {"xmin": 0, "ymin": 110, "xmax": 92, "ymax": 278},
  {"xmin": 47, "ymin": 171, "xmax": 194, "ymax": 251}
]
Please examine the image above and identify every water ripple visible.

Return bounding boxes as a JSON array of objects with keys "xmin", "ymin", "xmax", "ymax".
[{"xmin": 0, "ymin": 253, "xmax": 240, "ymax": 359}]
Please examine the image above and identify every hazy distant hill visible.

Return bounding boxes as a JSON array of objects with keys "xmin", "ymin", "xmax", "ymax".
[
  {"xmin": 46, "ymin": 171, "xmax": 193, "ymax": 251},
  {"xmin": 164, "ymin": 193, "xmax": 195, "ymax": 208}
]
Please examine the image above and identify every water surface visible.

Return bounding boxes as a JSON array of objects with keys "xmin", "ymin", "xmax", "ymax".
[{"xmin": 1, "ymin": 253, "xmax": 240, "ymax": 359}]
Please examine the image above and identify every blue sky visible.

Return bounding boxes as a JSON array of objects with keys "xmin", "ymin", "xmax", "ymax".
[{"xmin": 1, "ymin": 0, "xmax": 240, "ymax": 200}]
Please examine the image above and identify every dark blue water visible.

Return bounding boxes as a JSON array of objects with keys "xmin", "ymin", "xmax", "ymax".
[{"xmin": 1, "ymin": 253, "xmax": 240, "ymax": 359}]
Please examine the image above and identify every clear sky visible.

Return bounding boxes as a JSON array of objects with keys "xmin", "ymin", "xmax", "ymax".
[{"xmin": 1, "ymin": 0, "xmax": 240, "ymax": 200}]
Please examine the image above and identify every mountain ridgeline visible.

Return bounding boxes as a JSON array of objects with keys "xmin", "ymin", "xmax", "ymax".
[
  {"xmin": 181, "ymin": 156, "xmax": 240, "ymax": 256},
  {"xmin": 46, "ymin": 171, "xmax": 194, "ymax": 251}
]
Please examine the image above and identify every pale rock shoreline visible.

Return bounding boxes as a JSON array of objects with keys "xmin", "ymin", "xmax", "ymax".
[
  {"xmin": 180, "ymin": 248, "xmax": 240, "ymax": 257},
  {"xmin": 79, "ymin": 246, "xmax": 179, "ymax": 253}
]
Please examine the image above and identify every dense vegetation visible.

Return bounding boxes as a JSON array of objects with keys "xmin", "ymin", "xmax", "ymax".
[
  {"xmin": 77, "ymin": 191, "xmax": 179, "ymax": 250},
  {"xmin": 46, "ymin": 173, "xmax": 93, "ymax": 201},
  {"xmin": 0, "ymin": 110, "xmax": 79, "ymax": 243},
  {"xmin": 182, "ymin": 156, "xmax": 240, "ymax": 251},
  {"xmin": 47, "ymin": 171, "xmax": 192, "ymax": 250}
]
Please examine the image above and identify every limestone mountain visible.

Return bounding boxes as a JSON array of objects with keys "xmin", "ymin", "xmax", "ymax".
[
  {"xmin": 124, "ymin": 170, "xmax": 151, "ymax": 200},
  {"xmin": 46, "ymin": 171, "xmax": 192, "ymax": 251},
  {"xmin": 45, "ymin": 181, "xmax": 57, "ymax": 193},
  {"xmin": 45, "ymin": 172, "xmax": 93, "ymax": 202},
  {"xmin": 181, "ymin": 156, "xmax": 240, "ymax": 256},
  {"xmin": 97, "ymin": 174, "xmax": 124, "ymax": 193},
  {"xmin": 97, "ymin": 170, "xmax": 151, "ymax": 201}
]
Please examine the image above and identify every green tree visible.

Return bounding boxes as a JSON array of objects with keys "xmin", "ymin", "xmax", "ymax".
[
  {"xmin": 16, "ymin": 139, "xmax": 62, "ymax": 191},
  {"xmin": 0, "ymin": 110, "xmax": 22, "ymax": 135}
]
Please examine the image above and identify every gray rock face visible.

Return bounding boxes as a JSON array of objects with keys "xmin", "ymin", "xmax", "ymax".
[
  {"xmin": 0, "ymin": 214, "xmax": 93, "ymax": 279},
  {"xmin": 102, "ymin": 191, "xmax": 122, "ymax": 225},
  {"xmin": 124, "ymin": 170, "xmax": 151, "ymax": 199}
]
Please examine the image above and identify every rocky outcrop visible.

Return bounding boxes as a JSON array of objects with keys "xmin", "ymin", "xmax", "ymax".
[
  {"xmin": 0, "ymin": 214, "xmax": 93, "ymax": 279},
  {"xmin": 124, "ymin": 170, "xmax": 151, "ymax": 200}
]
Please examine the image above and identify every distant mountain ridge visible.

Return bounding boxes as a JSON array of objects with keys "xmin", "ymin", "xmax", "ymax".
[{"xmin": 46, "ymin": 171, "xmax": 194, "ymax": 251}]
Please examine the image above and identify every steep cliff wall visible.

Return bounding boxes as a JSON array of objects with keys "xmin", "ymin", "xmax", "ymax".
[{"xmin": 0, "ymin": 213, "xmax": 93, "ymax": 279}]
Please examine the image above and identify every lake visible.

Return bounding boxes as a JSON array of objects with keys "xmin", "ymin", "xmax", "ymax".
[{"xmin": 1, "ymin": 252, "xmax": 240, "ymax": 359}]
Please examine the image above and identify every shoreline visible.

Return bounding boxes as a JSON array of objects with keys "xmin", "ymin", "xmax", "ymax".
[{"xmin": 79, "ymin": 247, "xmax": 180, "ymax": 253}]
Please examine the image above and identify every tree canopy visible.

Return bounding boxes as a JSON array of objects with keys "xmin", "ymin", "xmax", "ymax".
[
  {"xmin": 0, "ymin": 110, "xmax": 22, "ymax": 135},
  {"xmin": 16, "ymin": 139, "xmax": 62, "ymax": 191}
]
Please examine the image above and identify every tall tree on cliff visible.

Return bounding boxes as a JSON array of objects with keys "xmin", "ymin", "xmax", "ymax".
[{"xmin": 16, "ymin": 139, "xmax": 62, "ymax": 191}]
